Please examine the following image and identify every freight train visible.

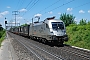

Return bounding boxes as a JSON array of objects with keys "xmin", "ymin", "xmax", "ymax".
[{"xmin": 9, "ymin": 17, "xmax": 68, "ymax": 45}]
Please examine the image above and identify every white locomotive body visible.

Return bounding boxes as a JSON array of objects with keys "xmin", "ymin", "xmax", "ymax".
[{"xmin": 29, "ymin": 17, "xmax": 68, "ymax": 44}]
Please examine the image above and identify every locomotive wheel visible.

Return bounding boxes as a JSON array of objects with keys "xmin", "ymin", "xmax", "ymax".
[
  {"xmin": 42, "ymin": 38, "xmax": 48, "ymax": 44},
  {"xmin": 58, "ymin": 41, "xmax": 64, "ymax": 46}
]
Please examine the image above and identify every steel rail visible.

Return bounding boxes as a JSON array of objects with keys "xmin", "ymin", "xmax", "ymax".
[
  {"xmin": 56, "ymin": 46, "xmax": 90, "ymax": 60},
  {"xmin": 20, "ymin": 38, "xmax": 65, "ymax": 60},
  {"xmin": 15, "ymin": 38, "xmax": 44, "ymax": 60}
]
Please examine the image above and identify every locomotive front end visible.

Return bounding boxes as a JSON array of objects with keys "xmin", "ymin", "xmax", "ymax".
[
  {"xmin": 48, "ymin": 19, "xmax": 68, "ymax": 43},
  {"xmin": 51, "ymin": 22, "xmax": 68, "ymax": 41}
]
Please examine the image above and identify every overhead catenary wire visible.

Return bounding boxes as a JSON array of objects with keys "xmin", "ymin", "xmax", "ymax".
[
  {"xmin": 37, "ymin": 0, "xmax": 61, "ymax": 13},
  {"xmin": 20, "ymin": 0, "xmax": 37, "ymax": 17},
  {"xmin": 21, "ymin": 0, "xmax": 40, "ymax": 16},
  {"xmin": 28, "ymin": 0, "xmax": 75, "ymax": 19},
  {"xmin": 17, "ymin": 0, "xmax": 36, "ymax": 19},
  {"xmin": 18, "ymin": 0, "xmax": 62, "ymax": 24},
  {"xmin": 42, "ymin": 0, "xmax": 75, "ymax": 15},
  {"xmin": 25, "ymin": 0, "xmax": 34, "ymax": 9},
  {"xmin": 20, "ymin": 0, "xmax": 75, "ymax": 20},
  {"xmin": 42, "ymin": 0, "xmax": 90, "ymax": 16},
  {"xmin": 73, "ymin": 1, "xmax": 90, "ymax": 9},
  {"xmin": 26, "ymin": 0, "xmax": 40, "ymax": 11},
  {"xmin": 12, "ymin": 0, "xmax": 40, "ymax": 23},
  {"xmin": 14, "ymin": 0, "xmax": 90, "ymax": 17},
  {"xmin": 21, "ymin": 0, "xmax": 61, "ymax": 17},
  {"xmin": 15, "ymin": 0, "xmax": 90, "ymax": 24},
  {"xmin": 30, "ymin": 0, "xmax": 62, "ymax": 18}
]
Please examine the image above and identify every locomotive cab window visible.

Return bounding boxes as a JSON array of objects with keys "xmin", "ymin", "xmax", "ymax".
[{"xmin": 52, "ymin": 22, "xmax": 64, "ymax": 30}]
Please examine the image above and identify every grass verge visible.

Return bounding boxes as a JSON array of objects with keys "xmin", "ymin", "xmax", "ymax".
[{"xmin": 0, "ymin": 31, "xmax": 6, "ymax": 47}]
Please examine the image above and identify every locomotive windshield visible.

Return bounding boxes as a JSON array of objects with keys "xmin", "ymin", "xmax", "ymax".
[{"xmin": 52, "ymin": 22, "xmax": 64, "ymax": 30}]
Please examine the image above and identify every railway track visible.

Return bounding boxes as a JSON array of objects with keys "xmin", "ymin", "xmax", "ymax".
[
  {"xmin": 9, "ymin": 32, "xmax": 64, "ymax": 60},
  {"xmin": 8, "ymin": 32, "xmax": 90, "ymax": 60},
  {"xmin": 62, "ymin": 45, "xmax": 90, "ymax": 59},
  {"xmin": 54, "ymin": 45, "xmax": 90, "ymax": 60}
]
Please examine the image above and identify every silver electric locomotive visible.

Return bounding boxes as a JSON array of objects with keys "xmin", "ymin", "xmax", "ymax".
[{"xmin": 29, "ymin": 17, "xmax": 68, "ymax": 45}]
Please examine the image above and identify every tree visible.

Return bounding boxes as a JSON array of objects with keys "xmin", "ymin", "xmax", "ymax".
[
  {"xmin": 21, "ymin": 24, "xmax": 28, "ymax": 26},
  {"xmin": 87, "ymin": 21, "xmax": 90, "ymax": 25},
  {"xmin": 60, "ymin": 13, "xmax": 75, "ymax": 26},
  {"xmin": 79, "ymin": 19, "xmax": 87, "ymax": 25}
]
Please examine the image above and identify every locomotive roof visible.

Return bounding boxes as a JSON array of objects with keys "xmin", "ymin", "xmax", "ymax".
[
  {"xmin": 32, "ymin": 19, "xmax": 64, "ymax": 26},
  {"xmin": 44, "ymin": 19, "xmax": 63, "ymax": 22}
]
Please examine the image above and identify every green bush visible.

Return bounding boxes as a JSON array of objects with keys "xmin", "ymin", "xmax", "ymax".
[
  {"xmin": 71, "ymin": 26, "xmax": 77, "ymax": 31},
  {"xmin": 65, "ymin": 24, "xmax": 90, "ymax": 50}
]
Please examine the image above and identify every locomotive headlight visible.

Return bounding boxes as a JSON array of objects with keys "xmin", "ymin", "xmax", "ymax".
[
  {"xmin": 65, "ymin": 32, "xmax": 66, "ymax": 34},
  {"xmin": 63, "ymin": 30, "xmax": 66, "ymax": 34},
  {"xmin": 50, "ymin": 29, "xmax": 53, "ymax": 33}
]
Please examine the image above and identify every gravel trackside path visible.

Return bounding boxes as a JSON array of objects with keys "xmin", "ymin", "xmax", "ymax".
[{"xmin": 0, "ymin": 32, "xmax": 18, "ymax": 60}]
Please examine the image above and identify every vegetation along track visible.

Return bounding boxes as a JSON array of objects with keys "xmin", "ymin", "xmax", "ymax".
[{"xmin": 8, "ymin": 32, "xmax": 90, "ymax": 60}]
